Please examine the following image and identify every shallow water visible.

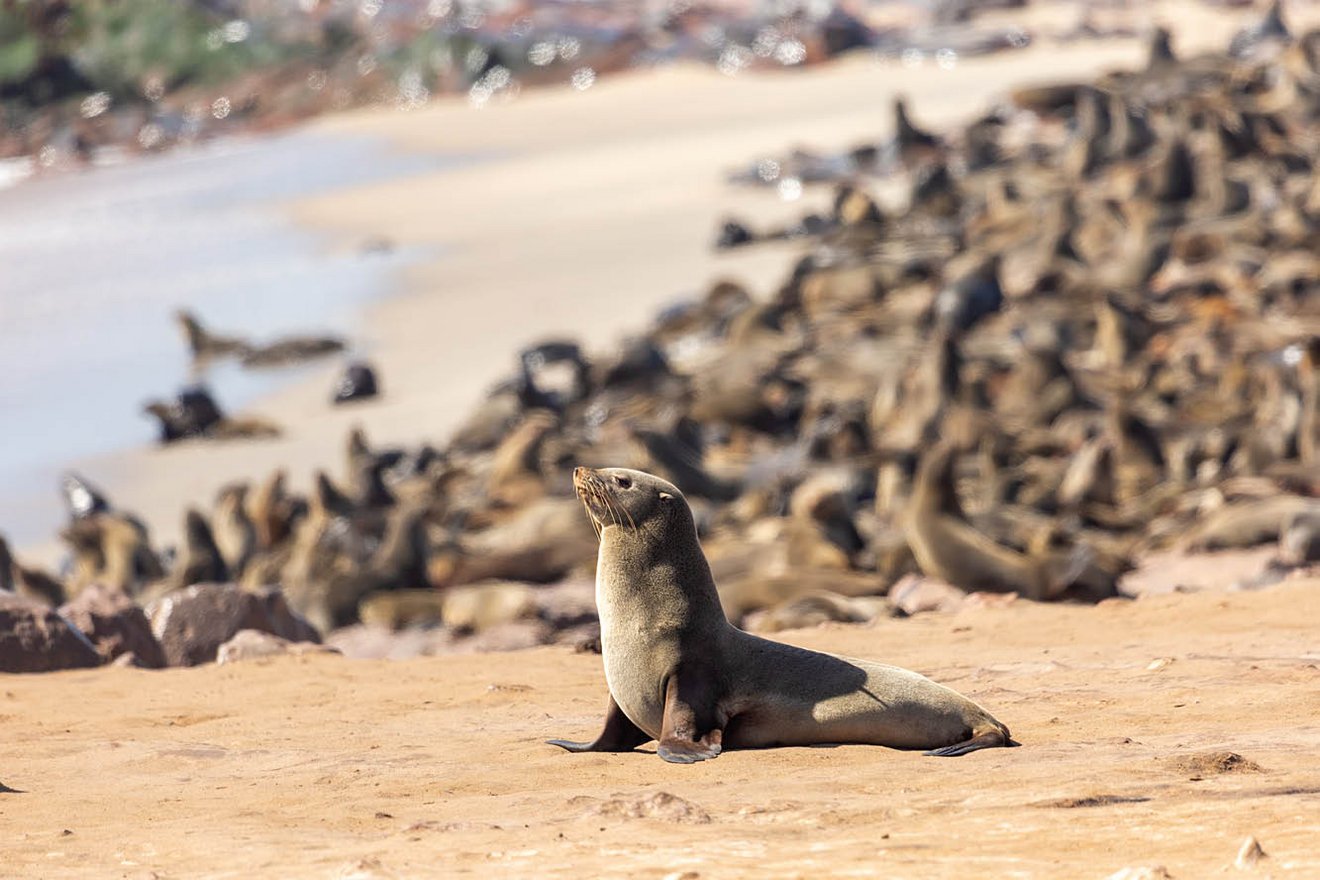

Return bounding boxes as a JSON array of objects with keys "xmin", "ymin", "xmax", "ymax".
[{"xmin": 0, "ymin": 129, "xmax": 464, "ymax": 547}]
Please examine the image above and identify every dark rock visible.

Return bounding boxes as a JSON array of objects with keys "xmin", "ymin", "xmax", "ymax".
[
  {"xmin": 715, "ymin": 219, "xmax": 754, "ymax": 249},
  {"xmin": 147, "ymin": 584, "xmax": 320, "ymax": 667},
  {"xmin": 0, "ymin": 594, "xmax": 101, "ymax": 673},
  {"xmin": 819, "ymin": 6, "xmax": 872, "ymax": 57},
  {"xmin": 518, "ymin": 339, "xmax": 591, "ymax": 411},
  {"xmin": 59, "ymin": 583, "xmax": 165, "ymax": 668},
  {"xmin": 143, "ymin": 385, "xmax": 224, "ymax": 443},
  {"xmin": 333, "ymin": 361, "xmax": 380, "ymax": 404}
]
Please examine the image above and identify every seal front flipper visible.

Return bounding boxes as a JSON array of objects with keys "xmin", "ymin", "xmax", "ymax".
[
  {"xmin": 655, "ymin": 670, "xmax": 724, "ymax": 765},
  {"xmin": 547, "ymin": 695, "xmax": 652, "ymax": 753}
]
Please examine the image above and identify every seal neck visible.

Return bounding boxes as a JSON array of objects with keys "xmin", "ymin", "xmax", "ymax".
[{"xmin": 596, "ymin": 520, "xmax": 727, "ymax": 636}]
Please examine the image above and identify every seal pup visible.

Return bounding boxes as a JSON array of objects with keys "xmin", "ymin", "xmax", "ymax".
[{"xmin": 548, "ymin": 467, "xmax": 1014, "ymax": 763}]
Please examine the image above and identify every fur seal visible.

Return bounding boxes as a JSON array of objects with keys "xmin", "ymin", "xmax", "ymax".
[
  {"xmin": 175, "ymin": 309, "xmax": 346, "ymax": 367},
  {"xmin": 0, "ymin": 534, "xmax": 66, "ymax": 606},
  {"xmin": 903, "ymin": 444, "xmax": 1088, "ymax": 601},
  {"xmin": 175, "ymin": 309, "xmax": 250, "ymax": 361},
  {"xmin": 548, "ymin": 467, "xmax": 1014, "ymax": 762},
  {"xmin": 240, "ymin": 332, "xmax": 345, "ymax": 368},
  {"xmin": 143, "ymin": 386, "xmax": 280, "ymax": 443}
]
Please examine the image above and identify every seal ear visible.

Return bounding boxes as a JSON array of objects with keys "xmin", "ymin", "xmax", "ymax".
[{"xmin": 658, "ymin": 492, "xmax": 674, "ymax": 502}]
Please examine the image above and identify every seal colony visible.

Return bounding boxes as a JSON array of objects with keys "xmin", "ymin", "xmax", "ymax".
[
  {"xmin": 6, "ymin": 4, "xmax": 1320, "ymax": 670},
  {"xmin": 550, "ymin": 467, "xmax": 1013, "ymax": 762}
]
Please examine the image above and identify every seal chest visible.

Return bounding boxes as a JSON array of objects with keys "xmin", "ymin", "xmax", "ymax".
[{"xmin": 595, "ymin": 537, "xmax": 667, "ymax": 738}]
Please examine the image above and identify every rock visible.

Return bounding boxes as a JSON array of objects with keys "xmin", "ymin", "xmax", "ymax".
[
  {"xmin": 58, "ymin": 582, "xmax": 165, "ymax": 668},
  {"xmin": 216, "ymin": 629, "xmax": 341, "ymax": 665},
  {"xmin": 0, "ymin": 594, "xmax": 101, "ymax": 673},
  {"xmin": 1235, "ymin": 836, "xmax": 1267, "ymax": 870},
  {"xmin": 715, "ymin": 218, "xmax": 754, "ymax": 249},
  {"xmin": 332, "ymin": 361, "xmax": 380, "ymax": 405},
  {"xmin": 148, "ymin": 584, "xmax": 320, "ymax": 667}
]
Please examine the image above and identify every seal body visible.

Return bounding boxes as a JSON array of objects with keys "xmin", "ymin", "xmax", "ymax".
[{"xmin": 550, "ymin": 467, "xmax": 1014, "ymax": 763}]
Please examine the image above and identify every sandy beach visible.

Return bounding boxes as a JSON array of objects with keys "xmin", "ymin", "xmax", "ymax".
[
  {"xmin": 6, "ymin": 3, "xmax": 1320, "ymax": 877},
  {"xmin": 5, "ymin": 580, "xmax": 1319, "ymax": 878}
]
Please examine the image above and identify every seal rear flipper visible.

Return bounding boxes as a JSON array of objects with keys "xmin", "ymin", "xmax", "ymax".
[
  {"xmin": 547, "ymin": 695, "xmax": 652, "ymax": 753},
  {"xmin": 922, "ymin": 725, "xmax": 1016, "ymax": 758},
  {"xmin": 656, "ymin": 668, "xmax": 725, "ymax": 764}
]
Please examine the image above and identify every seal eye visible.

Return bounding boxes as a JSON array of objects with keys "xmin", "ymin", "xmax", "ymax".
[{"xmin": 613, "ymin": 475, "xmax": 632, "ymax": 490}]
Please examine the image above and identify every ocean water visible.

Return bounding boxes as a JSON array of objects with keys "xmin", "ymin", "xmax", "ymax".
[{"xmin": 0, "ymin": 129, "xmax": 462, "ymax": 547}]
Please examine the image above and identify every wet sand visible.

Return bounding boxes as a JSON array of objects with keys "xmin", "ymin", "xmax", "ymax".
[{"xmin": 4, "ymin": 580, "xmax": 1318, "ymax": 878}]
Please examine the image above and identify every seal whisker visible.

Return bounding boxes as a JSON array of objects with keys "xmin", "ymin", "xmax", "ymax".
[
  {"xmin": 582, "ymin": 498, "xmax": 601, "ymax": 539},
  {"xmin": 592, "ymin": 479, "xmax": 621, "ymax": 530},
  {"xmin": 604, "ymin": 491, "xmax": 623, "ymax": 530}
]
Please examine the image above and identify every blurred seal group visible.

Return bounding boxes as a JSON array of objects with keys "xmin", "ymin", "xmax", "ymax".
[{"xmin": 548, "ymin": 467, "xmax": 1015, "ymax": 763}]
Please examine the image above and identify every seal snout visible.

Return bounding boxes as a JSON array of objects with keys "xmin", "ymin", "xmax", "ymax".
[{"xmin": 572, "ymin": 466, "xmax": 598, "ymax": 498}]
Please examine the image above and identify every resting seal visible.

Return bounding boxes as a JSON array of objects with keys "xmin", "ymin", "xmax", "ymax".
[{"xmin": 548, "ymin": 467, "xmax": 1015, "ymax": 763}]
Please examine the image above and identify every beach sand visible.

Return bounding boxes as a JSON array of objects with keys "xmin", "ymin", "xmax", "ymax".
[
  {"xmin": 4, "ymin": 580, "xmax": 1318, "ymax": 878},
  {"xmin": 6, "ymin": 5, "xmax": 1320, "ymax": 877}
]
